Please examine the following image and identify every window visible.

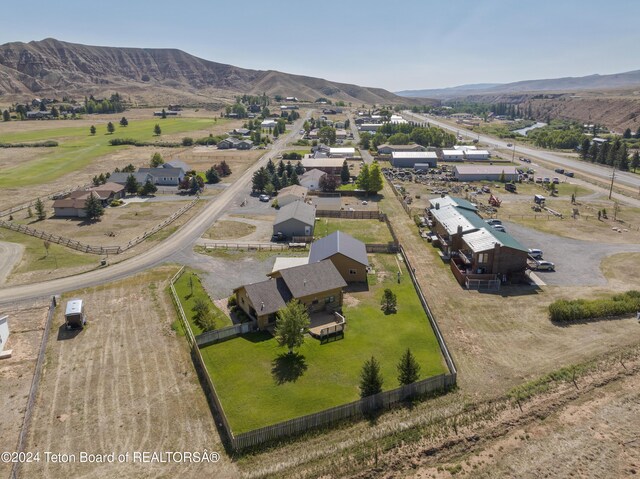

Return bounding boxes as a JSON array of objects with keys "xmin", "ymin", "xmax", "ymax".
[
  {"xmin": 349, "ymin": 269, "xmax": 357, "ymax": 275},
  {"xmin": 312, "ymin": 299, "xmax": 319, "ymax": 305},
  {"xmin": 477, "ymin": 253, "xmax": 488, "ymax": 264},
  {"xmin": 324, "ymin": 296, "xmax": 335, "ymax": 304}
]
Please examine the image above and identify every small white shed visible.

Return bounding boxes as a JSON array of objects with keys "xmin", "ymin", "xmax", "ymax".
[
  {"xmin": 0, "ymin": 315, "xmax": 9, "ymax": 355},
  {"xmin": 65, "ymin": 299, "xmax": 86, "ymax": 329}
]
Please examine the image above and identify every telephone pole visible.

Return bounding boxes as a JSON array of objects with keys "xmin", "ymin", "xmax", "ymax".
[{"xmin": 609, "ymin": 165, "xmax": 616, "ymax": 200}]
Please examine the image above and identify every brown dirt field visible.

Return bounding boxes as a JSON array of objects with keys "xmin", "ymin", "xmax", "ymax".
[
  {"xmin": 21, "ymin": 267, "xmax": 239, "ymax": 479},
  {"xmin": 0, "ymin": 299, "xmax": 50, "ymax": 479},
  {"xmin": 204, "ymin": 220, "xmax": 257, "ymax": 240},
  {"xmin": 12, "ymin": 199, "xmax": 196, "ymax": 247}
]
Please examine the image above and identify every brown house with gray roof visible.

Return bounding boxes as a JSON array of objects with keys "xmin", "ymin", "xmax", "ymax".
[
  {"xmin": 234, "ymin": 260, "xmax": 346, "ymax": 330},
  {"xmin": 309, "ymin": 231, "xmax": 369, "ymax": 283}
]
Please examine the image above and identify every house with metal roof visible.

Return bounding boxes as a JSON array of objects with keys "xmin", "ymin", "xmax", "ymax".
[
  {"xmin": 309, "ymin": 231, "xmax": 369, "ymax": 283},
  {"xmin": 301, "ymin": 157, "xmax": 346, "ymax": 177},
  {"xmin": 234, "ymin": 260, "xmax": 346, "ymax": 330},
  {"xmin": 463, "ymin": 150, "xmax": 490, "ymax": 161},
  {"xmin": 329, "ymin": 147, "xmax": 355, "ymax": 158},
  {"xmin": 377, "ymin": 143, "xmax": 426, "ymax": 155},
  {"xmin": 441, "ymin": 149, "xmax": 465, "ymax": 161},
  {"xmin": 428, "ymin": 195, "xmax": 478, "ymax": 212},
  {"xmin": 276, "ymin": 185, "xmax": 308, "ymax": 208},
  {"xmin": 429, "ymin": 205, "xmax": 486, "ymax": 255},
  {"xmin": 109, "ymin": 171, "xmax": 154, "ymax": 186},
  {"xmin": 273, "ymin": 200, "xmax": 316, "ymax": 238},
  {"xmin": 391, "ymin": 151, "xmax": 438, "ymax": 168},
  {"xmin": 453, "ymin": 165, "xmax": 518, "ymax": 182},
  {"xmin": 163, "ymin": 159, "xmax": 191, "ymax": 171}
]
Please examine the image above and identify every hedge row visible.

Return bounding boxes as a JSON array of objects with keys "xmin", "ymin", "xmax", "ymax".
[
  {"xmin": 0, "ymin": 140, "xmax": 58, "ymax": 148},
  {"xmin": 549, "ymin": 290, "xmax": 640, "ymax": 322},
  {"xmin": 109, "ymin": 135, "xmax": 225, "ymax": 148}
]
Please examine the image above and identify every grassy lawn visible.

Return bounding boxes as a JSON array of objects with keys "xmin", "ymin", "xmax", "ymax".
[
  {"xmin": 314, "ymin": 218, "xmax": 394, "ymax": 244},
  {"xmin": 204, "ymin": 220, "xmax": 256, "ymax": 240},
  {"xmin": 199, "ymin": 253, "xmax": 447, "ymax": 433},
  {"xmin": 0, "ymin": 117, "xmax": 219, "ymax": 188},
  {"xmin": 173, "ymin": 268, "xmax": 232, "ymax": 334},
  {"xmin": 0, "ymin": 228, "xmax": 98, "ymax": 273},
  {"xmin": 337, "ymin": 183, "xmax": 358, "ymax": 191}
]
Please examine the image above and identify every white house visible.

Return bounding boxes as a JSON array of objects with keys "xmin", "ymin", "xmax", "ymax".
[
  {"xmin": 329, "ymin": 147, "xmax": 355, "ymax": 158},
  {"xmin": 464, "ymin": 150, "xmax": 490, "ymax": 160},
  {"xmin": 261, "ymin": 119, "xmax": 278, "ymax": 129},
  {"xmin": 441, "ymin": 149, "xmax": 465, "ymax": 161}
]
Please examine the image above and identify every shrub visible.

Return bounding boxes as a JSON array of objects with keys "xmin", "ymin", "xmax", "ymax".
[
  {"xmin": 548, "ymin": 290, "xmax": 640, "ymax": 322},
  {"xmin": 109, "ymin": 199, "xmax": 124, "ymax": 207},
  {"xmin": 227, "ymin": 294, "xmax": 237, "ymax": 308}
]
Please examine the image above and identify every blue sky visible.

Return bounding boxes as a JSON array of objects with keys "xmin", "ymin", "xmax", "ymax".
[{"xmin": 2, "ymin": 0, "xmax": 639, "ymax": 91}]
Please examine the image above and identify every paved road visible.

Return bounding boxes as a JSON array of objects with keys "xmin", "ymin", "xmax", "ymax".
[
  {"xmin": 0, "ymin": 241, "xmax": 24, "ymax": 285},
  {"xmin": 347, "ymin": 112, "xmax": 374, "ymax": 165},
  {"xmin": 402, "ymin": 111, "xmax": 640, "ymax": 192},
  {"xmin": 0, "ymin": 113, "xmax": 312, "ymax": 306}
]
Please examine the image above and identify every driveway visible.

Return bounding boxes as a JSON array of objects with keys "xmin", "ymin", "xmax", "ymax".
[
  {"xmin": 0, "ymin": 241, "xmax": 24, "ymax": 285},
  {"xmin": 504, "ymin": 221, "xmax": 640, "ymax": 286}
]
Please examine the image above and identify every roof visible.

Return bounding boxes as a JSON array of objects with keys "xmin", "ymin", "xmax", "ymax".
[
  {"xmin": 53, "ymin": 198, "xmax": 86, "ymax": 209},
  {"xmin": 454, "ymin": 165, "xmax": 518, "ymax": 175},
  {"xmin": 272, "ymin": 256, "xmax": 310, "ymax": 273},
  {"xmin": 65, "ymin": 299, "xmax": 83, "ymax": 316},
  {"xmin": 429, "ymin": 195, "xmax": 478, "ymax": 212},
  {"xmin": 109, "ymin": 172, "xmax": 153, "ymax": 184},
  {"xmin": 377, "ymin": 143, "xmax": 425, "ymax": 152},
  {"xmin": 272, "ymin": 260, "xmax": 347, "ymax": 299},
  {"xmin": 391, "ymin": 151, "xmax": 437, "ymax": 159},
  {"xmin": 164, "ymin": 160, "xmax": 190, "ymax": 171},
  {"xmin": 464, "ymin": 150, "xmax": 490, "ymax": 156},
  {"xmin": 462, "ymin": 227, "xmax": 527, "ymax": 253},
  {"xmin": 442, "ymin": 149, "xmax": 465, "ymax": 156},
  {"xmin": 430, "ymin": 205, "xmax": 484, "ymax": 236},
  {"xmin": 301, "ymin": 157, "xmax": 347, "ymax": 169},
  {"xmin": 309, "ymin": 231, "xmax": 369, "ymax": 267},
  {"xmin": 274, "ymin": 200, "xmax": 316, "ymax": 227},
  {"xmin": 300, "ymin": 169, "xmax": 327, "ymax": 181},
  {"xmin": 453, "ymin": 145, "xmax": 477, "ymax": 150},
  {"xmin": 277, "ymin": 184, "xmax": 308, "ymax": 198},
  {"xmin": 138, "ymin": 167, "xmax": 183, "ymax": 178},
  {"xmin": 329, "ymin": 147, "xmax": 355, "ymax": 155},
  {"xmin": 241, "ymin": 277, "xmax": 292, "ymax": 316}
]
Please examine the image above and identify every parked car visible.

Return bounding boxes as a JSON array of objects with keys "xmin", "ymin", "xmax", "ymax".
[
  {"xmin": 535, "ymin": 260, "xmax": 555, "ymax": 271},
  {"xmin": 554, "ymin": 168, "xmax": 565, "ymax": 174},
  {"xmin": 259, "ymin": 194, "xmax": 270, "ymax": 202},
  {"xmin": 272, "ymin": 231, "xmax": 287, "ymax": 242},
  {"xmin": 528, "ymin": 248, "xmax": 543, "ymax": 259},
  {"xmin": 507, "ymin": 143, "xmax": 513, "ymax": 147},
  {"xmin": 552, "ymin": 177, "xmax": 560, "ymax": 184},
  {"xmin": 485, "ymin": 219, "xmax": 503, "ymax": 226},
  {"xmin": 492, "ymin": 224, "xmax": 506, "ymax": 232},
  {"xmin": 543, "ymin": 177, "xmax": 551, "ymax": 183},
  {"xmin": 535, "ymin": 177, "xmax": 543, "ymax": 183},
  {"xmin": 505, "ymin": 183, "xmax": 517, "ymax": 192},
  {"xmin": 564, "ymin": 171, "xmax": 574, "ymax": 177}
]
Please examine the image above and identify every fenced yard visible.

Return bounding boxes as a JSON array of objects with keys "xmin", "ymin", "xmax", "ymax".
[
  {"xmin": 197, "ymin": 253, "xmax": 448, "ymax": 435},
  {"xmin": 314, "ymin": 217, "xmax": 395, "ymax": 244}
]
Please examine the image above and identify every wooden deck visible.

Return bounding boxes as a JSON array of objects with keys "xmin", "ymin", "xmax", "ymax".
[{"xmin": 308, "ymin": 311, "xmax": 345, "ymax": 338}]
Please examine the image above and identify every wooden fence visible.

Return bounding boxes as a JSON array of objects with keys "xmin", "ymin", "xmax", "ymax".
[
  {"xmin": 196, "ymin": 321, "xmax": 257, "ymax": 347},
  {"xmin": 10, "ymin": 296, "xmax": 57, "ymax": 479},
  {"xmin": 201, "ymin": 242, "xmax": 305, "ymax": 251},
  {"xmin": 315, "ymin": 209, "xmax": 381, "ymax": 219},
  {"xmin": 0, "ymin": 198, "xmax": 198, "ymax": 256}
]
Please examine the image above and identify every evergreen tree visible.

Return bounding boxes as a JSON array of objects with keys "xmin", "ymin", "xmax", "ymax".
[
  {"xmin": 580, "ymin": 138, "xmax": 591, "ymax": 161},
  {"xmin": 50, "ymin": 106, "xmax": 59, "ymax": 118},
  {"xmin": 161, "ymin": 108, "xmax": 167, "ymax": 119},
  {"xmin": 359, "ymin": 356, "xmax": 383, "ymax": 398},
  {"xmin": 623, "ymin": 128, "xmax": 632, "ymax": 139},
  {"xmin": 205, "ymin": 166, "xmax": 220, "ymax": 184},
  {"xmin": 34, "ymin": 198, "xmax": 46, "ymax": 221},
  {"xmin": 98, "ymin": 173, "xmax": 106, "ymax": 184},
  {"xmin": 596, "ymin": 143, "xmax": 608, "ymax": 164},
  {"xmin": 277, "ymin": 160, "xmax": 285, "ymax": 177},
  {"xmin": 119, "ymin": 116, "xmax": 128, "ymax": 127},
  {"xmin": 84, "ymin": 193, "xmax": 104, "ymax": 220},
  {"xmin": 252, "ymin": 166, "xmax": 270, "ymax": 192},
  {"xmin": 381, "ymin": 288, "xmax": 397, "ymax": 314},
  {"xmin": 285, "ymin": 160, "xmax": 294, "ymax": 177},
  {"xmin": 154, "ymin": 124, "xmax": 162, "ymax": 136},
  {"xmin": 90, "ymin": 125, "xmax": 96, "ymax": 135},
  {"xmin": 266, "ymin": 158, "xmax": 276, "ymax": 174},
  {"xmin": 220, "ymin": 160, "xmax": 231, "ymax": 176},
  {"xmin": 289, "ymin": 170, "xmax": 300, "ymax": 186},
  {"xmin": 107, "ymin": 122, "xmax": 115, "ymax": 134},
  {"xmin": 295, "ymin": 161, "xmax": 305, "ymax": 175},
  {"xmin": 140, "ymin": 179, "xmax": 158, "ymax": 196},
  {"xmin": 636, "ymin": 127, "xmax": 640, "ymax": 139},
  {"xmin": 271, "ymin": 173, "xmax": 282, "ymax": 191},
  {"xmin": 3, "ymin": 109, "xmax": 11, "ymax": 121},
  {"xmin": 588, "ymin": 142, "xmax": 599, "ymax": 162},
  {"xmin": 125, "ymin": 174, "xmax": 140, "ymax": 194},
  {"xmin": 397, "ymin": 348, "xmax": 421, "ymax": 385},
  {"xmin": 340, "ymin": 161, "xmax": 350, "ymax": 184},
  {"xmin": 618, "ymin": 143, "xmax": 629, "ymax": 171}
]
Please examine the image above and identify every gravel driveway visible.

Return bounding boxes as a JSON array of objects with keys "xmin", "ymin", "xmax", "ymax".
[
  {"xmin": 0, "ymin": 241, "xmax": 24, "ymax": 285},
  {"xmin": 504, "ymin": 221, "xmax": 640, "ymax": 286}
]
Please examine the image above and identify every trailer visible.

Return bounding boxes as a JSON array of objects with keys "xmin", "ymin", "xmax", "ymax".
[{"xmin": 65, "ymin": 299, "xmax": 86, "ymax": 330}]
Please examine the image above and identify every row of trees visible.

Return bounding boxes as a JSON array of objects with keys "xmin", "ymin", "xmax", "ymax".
[
  {"xmin": 360, "ymin": 124, "xmax": 456, "ymax": 150},
  {"xmin": 252, "ymin": 159, "xmax": 305, "ymax": 193},
  {"xmin": 356, "ymin": 162, "xmax": 384, "ymax": 194},
  {"xmin": 580, "ymin": 138, "xmax": 637, "ymax": 171},
  {"xmin": 84, "ymin": 94, "xmax": 126, "ymax": 114}
]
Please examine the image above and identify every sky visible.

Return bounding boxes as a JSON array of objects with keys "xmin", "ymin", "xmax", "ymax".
[{"xmin": 2, "ymin": 0, "xmax": 640, "ymax": 92}]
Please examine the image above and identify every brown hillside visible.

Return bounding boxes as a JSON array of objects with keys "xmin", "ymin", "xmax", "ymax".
[{"xmin": 0, "ymin": 38, "xmax": 419, "ymax": 106}]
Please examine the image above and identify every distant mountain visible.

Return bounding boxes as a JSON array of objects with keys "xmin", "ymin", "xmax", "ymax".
[
  {"xmin": 0, "ymin": 38, "xmax": 415, "ymax": 105},
  {"xmin": 397, "ymin": 70, "xmax": 640, "ymax": 99},
  {"xmin": 396, "ymin": 83, "xmax": 502, "ymax": 99}
]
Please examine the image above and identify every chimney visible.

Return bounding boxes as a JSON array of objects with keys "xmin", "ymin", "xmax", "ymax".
[{"xmin": 261, "ymin": 302, "xmax": 265, "ymax": 311}]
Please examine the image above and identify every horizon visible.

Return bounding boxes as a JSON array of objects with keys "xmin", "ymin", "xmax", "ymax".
[{"xmin": 1, "ymin": 0, "xmax": 640, "ymax": 92}]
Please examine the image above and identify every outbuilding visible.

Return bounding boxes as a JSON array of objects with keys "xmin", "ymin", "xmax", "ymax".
[
  {"xmin": 464, "ymin": 150, "xmax": 490, "ymax": 160},
  {"xmin": 453, "ymin": 165, "xmax": 519, "ymax": 182},
  {"xmin": 64, "ymin": 299, "xmax": 86, "ymax": 329},
  {"xmin": 441, "ymin": 149, "xmax": 465, "ymax": 161},
  {"xmin": 273, "ymin": 200, "xmax": 316, "ymax": 238},
  {"xmin": 391, "ymin": 151, "xmax": 438, "ymax": 168},
  {"xmin": 0, "ymin": 315, "xmax": 9, "ymax": 356}
]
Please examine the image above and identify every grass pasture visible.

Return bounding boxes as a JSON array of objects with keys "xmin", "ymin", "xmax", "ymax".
[
  {"xmin": 314, "ymin": 218, "xmax": 394, "ymax": 244},
  {"xmin": 199, "ymin": 253, "xmax": 446, "ymax": 433}
]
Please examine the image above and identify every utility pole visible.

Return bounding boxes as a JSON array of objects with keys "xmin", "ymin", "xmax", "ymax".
[
  {"xmin": 512, "ymin": 144, "xmax": 516, "ymax": 162},
  {"xmin": 609, "ymin": 165, "xmax": 616, "ymax": 200}
]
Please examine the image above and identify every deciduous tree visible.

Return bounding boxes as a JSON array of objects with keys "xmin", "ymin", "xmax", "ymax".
[
  {"xmin": 154, "ymin": 123, "xmax": 162, "ymax": 136},
  {"xmin": 150, "ymin": 152, "xmax": 164, "ymax": 167},
  {"xmin": 274, "ymin": 300, "xmax": 310, "ymax": 354}
]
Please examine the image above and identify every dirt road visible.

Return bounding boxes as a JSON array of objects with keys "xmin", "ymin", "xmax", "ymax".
[
  {"xmin": 0, "ymin": 240, "xmax": 24, "ymax": 284},
  {"xmin": 0, "ymin": 113, "xmax": 311, "ymax": 306}
]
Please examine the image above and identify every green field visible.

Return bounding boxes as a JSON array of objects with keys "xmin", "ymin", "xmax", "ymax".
[
  {"xmin": 314, "ymin": 218, "xmax": 394, "ymax": 244},
  {"xmin": 0, "ymin": 117, "xmax": 220, "ymax": 188},
  {"xmin": 173, "ymin": 268, "xmax": 232, "ymax": 334},
  {"xmin": 199, "ymin": 254, "xmax": 446, "ymax": 433}
]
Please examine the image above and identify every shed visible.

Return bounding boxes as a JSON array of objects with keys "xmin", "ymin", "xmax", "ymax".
[
  {"xmin": 441, "ymin": 149, "xmax": 465, "ymax": 161},
  {"xmin": 464, "ymin": 150, "xmax": 490, "ymax": 160},
  {"xmin": 65, "ymin": 299, "xmax": 86, "ymax": 329},
  {"xmin": 453, "ymin": 165, "xmax": 519, "ymax": 182},
  {"xmin": 391, "ymin": 151, "xmax": 438, "ymax": 168},
  {"xmin": 273, "ymin": 200, "xmax": 316, "ymax": 238}
]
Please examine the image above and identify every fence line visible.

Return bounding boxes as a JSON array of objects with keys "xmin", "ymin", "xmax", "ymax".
[
  {"xmin": 315, "ymin": 209, "xmax": 381, "ymax": 219},
  {"xmin": 400, "ymin": 245, "xmax": 458, "ymax": 378},
  {"xmin": 196, "ymin": 321, "xmax": 256, "ymax": 347},
  {"xmin": 0, "ymin": 198, "xmax": 198, "ymax": 256},
  {"xmin": 10, "ymin": 296, "xmax": 57, "ymax": 479},
  {"xmin": 202, "ymin": 242, "xmax": 303, "ymax": 251}
]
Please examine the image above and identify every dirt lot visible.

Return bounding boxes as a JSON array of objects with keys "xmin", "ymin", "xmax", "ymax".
[
  {"xmin": 0, "ymin": 299, "xmax": 50, "ymax": 479},
  {"xmin": 178, "ymin": 148, "xmax": 264, "ymax": 184},
  {"xmin": 12, "ymin": 198, "xmax": 196, "ymax": 247},
  {"xmin": 21, "ymin": 267, "xmax": 238, "ymax": 479}
]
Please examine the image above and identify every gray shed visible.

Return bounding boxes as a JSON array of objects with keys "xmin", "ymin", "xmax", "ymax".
[{"xmin": 273, "ymin": 200, "xmax": 316, "ymax": 238}]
